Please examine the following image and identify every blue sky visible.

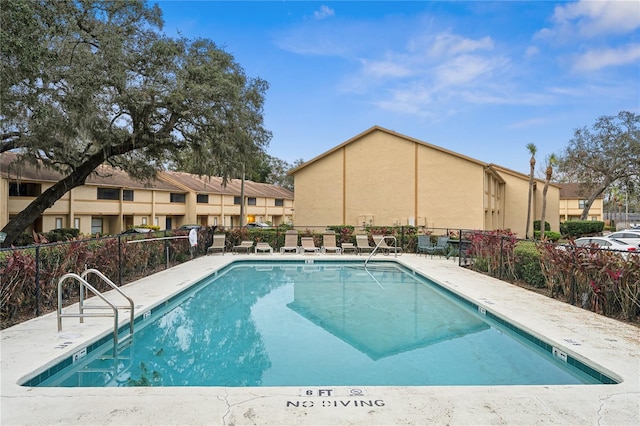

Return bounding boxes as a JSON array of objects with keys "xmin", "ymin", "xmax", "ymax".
[{"xmin": 156, "ymin": 1, "xmax": 640, "ymax": 175}]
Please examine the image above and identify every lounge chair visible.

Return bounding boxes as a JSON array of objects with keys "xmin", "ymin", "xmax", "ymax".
[
  {"xmin": 321, "ymin": 231, "xmax": 341, "ymax": 254},
  {"xmin": 280, "ymin": 230, "xmax": 299, "ymax": 254},
  {"xmin": 423, "ymin": 236, "xmax": 449, "ymax": 258},
  {"xmin": 416, "ymin": 235, "xmax": 431, "ymax": 256},
  {"xmin": 300, "ymin": 237, "xmax": 320, "ymax": 254},
  {"xmin": 372, "ymin": 235, "xmax": 402, "ymax": 255},
  {"xmin": 355, "ymin": 234, "xmax": 374, "ymax": 255},
  {"xmin": 254, "ymin": 242, "xmax": 273, "ymax": 254},
  {"xmin": 206, "ymin": 234, "xmax": 226, "ymax": 255},
  {"xmin": 233, "ymin": 240, "xmax": 254, "ymax": 254}
]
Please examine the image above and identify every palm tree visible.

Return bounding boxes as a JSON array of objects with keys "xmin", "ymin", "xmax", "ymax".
[
  {"xmin": 525, "ymin": 143, "xmax": 537, "ymax": 239},
  {"xmin": 540, "ymin": 154, "xmax": 557, "ymax": 239}
]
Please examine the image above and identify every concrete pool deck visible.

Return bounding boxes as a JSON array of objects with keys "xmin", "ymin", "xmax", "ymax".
[{"xmin": 1, "ymin": 253, "xmax": 639, "ymax": 425}]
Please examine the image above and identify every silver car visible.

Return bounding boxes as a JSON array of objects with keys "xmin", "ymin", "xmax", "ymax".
[
  {"xmin": 606, "ymin": 230, "xmax": 640, "ymax": 248},
  {"xmin": 575, "ymin": 237, "xmax": 638, "ymax": 255}
]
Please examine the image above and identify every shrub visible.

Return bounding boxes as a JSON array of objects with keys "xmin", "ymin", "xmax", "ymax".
[
  {"xmin": 514, "ymin": 242, "xmax": 545, "ymax": 288},
  {"xmin": 44, "ymin": 228, "xmax": 80, "ymax": 242},
  {"xmin": 533, "ymin": 220, "xmax": 550, "ymax": 231},
  {"xmin": 533, "ymin": 231, "xmax": 561, "ymax": 241},
  {"xmin": 560, "ymin": 220, "xmax": 604, "ymax": 237}
]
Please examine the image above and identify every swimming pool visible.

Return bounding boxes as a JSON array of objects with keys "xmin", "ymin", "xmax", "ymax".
[{"xmin": 29, "ymin": 260, "xmax": 615, "ymax": 387}]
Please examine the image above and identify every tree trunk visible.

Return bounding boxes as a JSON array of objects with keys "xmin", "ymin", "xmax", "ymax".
[
  {"xmin": 1, "ymin": 143, "xmax": 137, "ymax": 247},
  {"xmin": 580, "ymin": 182, "xmax": 609, "ymax": 220},
  {"xmin": 525, "ymin": 161, "xmax": 535, "ymax": 239}
]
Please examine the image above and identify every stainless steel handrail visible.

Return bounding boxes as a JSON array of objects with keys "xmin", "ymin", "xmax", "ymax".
[
  {"xmin": 365, "ymin": 235, "xmax": 399, "ymax": 267},
  {"xmin": 81, "ymin": 268, "xmax": 134, "ymax": 336},
  {"xmin": 57, "ymin": 270, "xmax": 135, "ymax": 357}
]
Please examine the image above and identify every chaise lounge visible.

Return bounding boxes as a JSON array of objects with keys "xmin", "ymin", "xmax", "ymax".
[{"xmin": 280, "ymin": 230, "xmax": 299, "ymax": 254}]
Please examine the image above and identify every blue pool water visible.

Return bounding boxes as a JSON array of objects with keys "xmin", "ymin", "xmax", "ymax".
[{"xmin": 35, "ymin": 261, "xmax": 608, "ymax": 387}]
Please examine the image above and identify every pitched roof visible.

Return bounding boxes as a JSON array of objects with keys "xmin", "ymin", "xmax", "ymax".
[
  {"xmin": 558, "ymin": 182, "xmax": 603, "ymax": 199},
  {"xmin": 159, "ymin": 171, "xmax": 294, "ymax": 199},
  {"xmin": 289, "ymin": 125, "xmax": 554, "ymax": 186},
  {"xmin": 1, "ymin": 152, "xmax": 294, "ymax": 199}
]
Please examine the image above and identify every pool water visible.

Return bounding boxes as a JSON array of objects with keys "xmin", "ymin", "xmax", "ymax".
[{"xmin": 37, "ymin": 261, "xmax": 603, "ymax": 387}]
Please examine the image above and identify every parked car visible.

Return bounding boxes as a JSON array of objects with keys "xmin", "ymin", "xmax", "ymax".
[
  {"xmin": 178, "ymin": 224, "xmax": 201, "ymax": 231},
  {"xmin": 246, "ymin": 222, "xmax": 271, "ymax": 229},
  {"xmin": 121, "ymin": 227, "xmax": 152, "ymax": 234},
  {"xmin": 606, "ymin": 230, "xmax": 640, "ymax": 248},
  {"xmin": 574, "ymin": 237, "xmax": 638, "ymax": 255}
]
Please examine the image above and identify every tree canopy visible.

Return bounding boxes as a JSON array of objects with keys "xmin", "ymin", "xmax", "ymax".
[
  {"xmin": 1, "ymin": 0, "xmax": 271, "ymax": 246},
  {"xmin": 557, "ymin": 111, "xmax": 640, "ymax": 220}
]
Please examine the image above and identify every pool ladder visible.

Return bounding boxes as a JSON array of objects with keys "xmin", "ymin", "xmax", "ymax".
[{"xmin": 57, "ymin": 269, "xmax": 135, "ymax": 357}]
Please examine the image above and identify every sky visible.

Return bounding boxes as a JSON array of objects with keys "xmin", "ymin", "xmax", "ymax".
[{"xmin": 155, "ymin": 0, "xmax": 640, "ymax": 175}]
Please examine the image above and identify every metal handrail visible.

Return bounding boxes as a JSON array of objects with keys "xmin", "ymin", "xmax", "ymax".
[
  {"xmin": 57, "ymin": 270, "xmax": 135, "ymax": 357},
  {"xmin": 365, "ymin": 235, "xmax": 399, "ymax": 267},
  {"xmin": 81, "ymin": 268, "xmax": 134, "ymax": 336}
]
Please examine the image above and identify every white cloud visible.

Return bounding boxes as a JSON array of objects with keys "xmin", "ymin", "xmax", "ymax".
[
  {"xmin": 525, "ymin": 46, "xmax": 540, "ymax": 58},
  {"xmin": 572, "ymin": 43, "xmax": 640, "ymax": 71},
  {"xmin": 313, "ymin": 5, "xmax": 335, "ymax": 21},
  {"xmin": 537, "ymin": 0, "xmax": 640, "ymax": 39},
  {"xmin": 434, "ymin": 54, "xmax": 507, "ymax": 87},
  {"xmin": 428, "ymin": 32, "xmax": 494, "ymax": 57},
  {"xmin": 361, "ymin": 59, "xmax": 413, "ymax": 79}
]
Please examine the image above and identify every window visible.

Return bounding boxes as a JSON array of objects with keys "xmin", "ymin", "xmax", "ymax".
[
  {"xmin": 170, "ymin": 193, "xmax": 186, "ymax": 203},
  {"xmin": 578, "ymin": 200, "xmax": 588, "ymax": 209},
  {"xmin": 154, "ymin": 217, "xmax": 159, "ymax": 226},
  {"xmin": 248, "ymin": 197, "xmax": 256, "ymax": 206},
  {"xmin": 97, "ymin": 188, "xmax": 119, "ymax": 200},
  {"xmin": 234, "ymin": 196, "xmax": 242, "ymax": 205},
  {"xmin": 213, "ymin": 217, "xmax": 218, "ymax": 226},
  {"xmin": 55, "ymin": 218, "xmax": 63, "ymax": 229},
  {"xmin": 122, "ymin": 189, "xmax": 134, "ymax": 201},
  {"xmin": 91, "ymin": 217, "xmax": 103, "ymax": 234},
  {"xmin": 9, "ymin": 182, "xmax": 41, "ymax": 197},
  {"xmin": 197, "ymin": 194, "xmax": 209, "ymax": 204},
  {"xmin": 141, "ymin": 217, "xmax": 147, "ymax": 225},
  {"xmin": 74, "ymin": 218, "xmax": 80, "ymax": 230},
  {"xmin": 275, "ymin": 198, "xmax": 284, "ymax": 207}
]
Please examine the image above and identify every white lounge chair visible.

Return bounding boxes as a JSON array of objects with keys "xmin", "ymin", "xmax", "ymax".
[
  {"xmin": 233, "ymin": 240, "xmax": 253, "ymax": 254},
  {"xmin": 280, "ymin": 230, "xmax": 299, "ymax": 254},
  {"xmin": 372, "ymin": 235, "xmax": 402, "ymax": 255},
  {"xmin": 321, "ymin": 231, "xmax": 341, "ymax": 254},
  {"xmin": 355, "ymin": 234, "xmax": 374, "ymax": 255},
  {"xmin": 300, "ymin": 237, "xmax": 320, "ymax": 254},
  {"xmin": 255, "ymin": 242, "xmax": 273, "ymax": 254},
  {"xmin": 206, "ymin": 234, "xmax": 226, "ymax": 255}
]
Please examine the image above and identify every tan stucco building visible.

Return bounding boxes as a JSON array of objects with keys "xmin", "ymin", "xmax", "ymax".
[
  {"xmin": 558, "ymin": 183, "xmax": 604, "ymax": 222},
  {"xmin": 1, "ymin": 152, "xmax": 294, "ymax": 236},
  {"xmin": 289, "ymin": 126, "xmax": 560, "ymax": 237}
]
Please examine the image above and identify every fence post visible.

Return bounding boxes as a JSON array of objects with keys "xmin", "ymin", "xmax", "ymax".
[
  {"xmin": 35, "ymin": 245, "xmax": 41, "ymax": 317},
  {"xmin": 118, "ymin": 234, "xmax": 122, "ymax": 286},
  {"xmin": 165, "ymin": 229, "xmax": 172, "ymax": 269},
  {"xmin": 499, "ymin": 236, "xmax": 504, "ymax": 279}
]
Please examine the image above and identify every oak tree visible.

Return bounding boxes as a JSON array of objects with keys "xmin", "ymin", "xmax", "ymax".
[
  {"xmin": 1, "ymin": 0, "xmax": 271, "ymax": 246},
  {"xmin": 557, "ymin": 111, "xmax": 640, "ymax": 220}
]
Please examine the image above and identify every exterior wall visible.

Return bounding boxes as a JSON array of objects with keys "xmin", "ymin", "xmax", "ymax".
[
  {"xmin": 416, "ymin": 145, "xmax": 485, "ymax": 230},
  {"xmin": 294, "ymin": 130, "xmax": 489, "ymax": 231},
  {"xmin": 294, "ymin": 148, "xmax": 345, "ymax": 226},
  {"xmin": 292, "ymin": 127, "xmax": 560, "ymax": 238},
  {"xmin": 560, "ymin": 198, "xmax": 604, "ymax": 222}
]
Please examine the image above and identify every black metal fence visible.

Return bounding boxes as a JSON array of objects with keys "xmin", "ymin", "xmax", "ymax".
[{"xmin": 2, "ymin": 226, "xmax": 638, "ymax": 328}]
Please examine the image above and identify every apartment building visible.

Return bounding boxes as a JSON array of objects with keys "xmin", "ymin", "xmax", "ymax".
[
  {"xmin": 289, "ymin": 126, "xmax": 560, "ymax": 237},
  {"xmin": 1, "ymin": 152, "xmax": 294, "ymax": 236},
  {"xmin": 558, "ymin": 183, "xmax": 604, "ymax": 222}
]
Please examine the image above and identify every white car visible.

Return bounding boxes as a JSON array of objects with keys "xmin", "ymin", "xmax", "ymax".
[
  {"xmin": 606, "ymin": 230, "xmax": 640, "ymax": 248},
  {"xmin": 574, "ymin": 237, "xmax": 638, "ymax": 255}
]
